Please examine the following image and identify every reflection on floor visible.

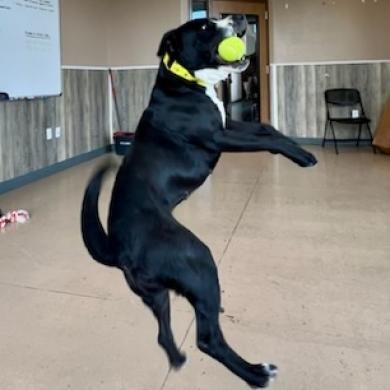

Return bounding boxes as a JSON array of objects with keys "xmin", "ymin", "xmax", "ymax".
[{"xmin": 0, "ymin": 147, "xmax": 389, "ymax": 390}]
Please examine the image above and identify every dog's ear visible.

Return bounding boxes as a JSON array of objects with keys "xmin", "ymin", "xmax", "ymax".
[{"xmin": 157, "ymin": 29, "xmax": 180, "ymax": 57}]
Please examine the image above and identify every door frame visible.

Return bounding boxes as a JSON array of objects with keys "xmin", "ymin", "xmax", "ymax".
[{"xmin": 210, "ymin": 0, "xmax": 270, "ymax": 122}]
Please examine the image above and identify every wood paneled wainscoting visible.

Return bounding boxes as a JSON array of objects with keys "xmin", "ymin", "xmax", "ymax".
[
  {"xmin": 110, "ymin": 68, "xmax": 158, "ymax": 133},
  {"xmin": 271, "ymin": 61, "xmax": 390, "ymax": 141},
  {"xmin": 0, "ymin": 68, "xmax": 110, "ymax": 188}
]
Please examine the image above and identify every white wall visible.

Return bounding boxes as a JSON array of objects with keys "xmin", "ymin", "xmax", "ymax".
[{"xmin": 269, "ymin": 0, "xmax": 390, "ymax": 63}]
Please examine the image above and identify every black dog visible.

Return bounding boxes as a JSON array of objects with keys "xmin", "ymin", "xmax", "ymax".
[{"xmin": 81, "ymin": 16, "xmax": 317, "ymax": 388}]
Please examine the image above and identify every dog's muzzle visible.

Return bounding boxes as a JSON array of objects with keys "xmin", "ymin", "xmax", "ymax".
[{"xmin": 216, "ymin": 55, "xmax": 250, "ymax": 70}]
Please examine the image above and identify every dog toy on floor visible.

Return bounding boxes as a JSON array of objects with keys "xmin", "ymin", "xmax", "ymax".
[{"xmin": 0, "ymin": 209, "xmax": 30, "ymax": 230}]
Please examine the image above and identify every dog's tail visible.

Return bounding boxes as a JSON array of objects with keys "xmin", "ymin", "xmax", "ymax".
[{"xmin": 81, "ymin": 165, "xmax": 117, "ymax": 267}]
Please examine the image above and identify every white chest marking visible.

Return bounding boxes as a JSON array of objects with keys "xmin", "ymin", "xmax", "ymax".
[
  {"xmin": 205, "ymin": 85, "xmax": 226, "ymax": 126},
  {"xmin": 194, "ymin": 68, "xmax": 231, "ymax": 127}
]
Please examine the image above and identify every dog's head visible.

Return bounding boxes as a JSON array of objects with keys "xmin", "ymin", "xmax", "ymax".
[{"xmin": 157, "ymin": 15, "xmax": 250, "ymax": 84}]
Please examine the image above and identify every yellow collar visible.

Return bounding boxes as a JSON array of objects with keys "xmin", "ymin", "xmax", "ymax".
[{"xmin": 163, "ymin": 53, "xmax": 206, "ymax": 87}]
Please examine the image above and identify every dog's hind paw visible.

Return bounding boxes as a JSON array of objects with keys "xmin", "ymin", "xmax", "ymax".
[
  {"xmin": 170, "ymin": 352, "xmax": 187, "ymax": 370},
  {"xmin": 248, "ymin": 363, "xmax": 278, "ymax": 388}
]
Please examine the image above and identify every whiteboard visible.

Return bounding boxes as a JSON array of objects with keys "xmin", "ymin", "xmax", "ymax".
[{"xmin": 0, "ymin": 0, "xmax": 61, "ymax": 99}]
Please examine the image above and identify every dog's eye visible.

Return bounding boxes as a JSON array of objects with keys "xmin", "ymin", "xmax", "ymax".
[{"xmin": 201, "ymin": 24, "xmax": 207, "ymax": 30}]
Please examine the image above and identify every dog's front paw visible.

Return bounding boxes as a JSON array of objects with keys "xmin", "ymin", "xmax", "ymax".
[
  {"xmin": 282, "ymin": 145, "xmax": 318, "ymax": 167},
  {"xmin": 248, "ymin": 363, "xmax": 278, "ymax": 388},
  {"xmin": 297, "ymin": 149, "xmax": 317, "ymax": 167}
]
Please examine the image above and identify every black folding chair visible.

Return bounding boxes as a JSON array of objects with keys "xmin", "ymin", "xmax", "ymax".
[{"xmin": 322, "ymin": 88, "xmax": 375, "ymax": 154}]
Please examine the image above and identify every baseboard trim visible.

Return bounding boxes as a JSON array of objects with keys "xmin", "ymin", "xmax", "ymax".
[
  {"xmin": 0, "ymin": 145, "xmax": 112, "ymax": 195},
  {"xmin": 293, "ymin": 137, "xmax": 373, "ymax": 146}
]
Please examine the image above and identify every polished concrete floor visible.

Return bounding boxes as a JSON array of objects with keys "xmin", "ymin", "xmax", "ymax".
[{"xmin": 0, "ymin": 147, "xmax": 389, "ymax": 390}]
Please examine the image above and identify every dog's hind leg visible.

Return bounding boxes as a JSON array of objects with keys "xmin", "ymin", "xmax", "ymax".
[
  {"xmin": 142, "ymin": 290, "xmax": 186, "ymax": 369},
  {"xmin": 194, "ymin": 291, "xmax": 277, "ymax": 388},
  {"xmin": 173, "ymin": 244, "xmax": 277, "ymax": 388},
  {"xmin": 123, "ymin": 268, "xmax": 186, "ymax": 369}
]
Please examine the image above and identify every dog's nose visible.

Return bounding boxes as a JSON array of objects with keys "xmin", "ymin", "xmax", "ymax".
[{"xmin": 232, "ymin": 14, "xmax": 247, "ymax": 36}]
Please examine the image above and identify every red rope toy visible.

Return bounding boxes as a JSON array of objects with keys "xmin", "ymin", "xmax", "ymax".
[{"xmin": 0, "ymin": 209, "xmax": 30, "ymax": 230}]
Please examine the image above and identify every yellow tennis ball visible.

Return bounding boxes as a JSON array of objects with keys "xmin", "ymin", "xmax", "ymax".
[{"xmin": 218, "ymin": 37, "xmax": 246, "ymax": 62}]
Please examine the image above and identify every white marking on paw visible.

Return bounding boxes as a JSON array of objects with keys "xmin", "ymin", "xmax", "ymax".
[{"xmin": 262, "ymin": 363, "xmax": 278, "ymax": 377}]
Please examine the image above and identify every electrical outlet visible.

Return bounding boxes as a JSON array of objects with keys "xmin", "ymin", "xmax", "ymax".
[
  {"xmin": 46, "ymin": 128, "xmax": 53, "ymax": 140},
  {"xmin": 55, "ymin": 126, "xmax": 61, "ymax": 138}
]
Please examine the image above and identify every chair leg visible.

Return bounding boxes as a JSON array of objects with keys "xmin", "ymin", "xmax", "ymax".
[
  {"xmin": 366, "ymin": 123, "xmax": 377, "ymax": 154},
  {"xmin": 356, "ymin": 124, "xmax": 362, "ymax": 147},
  {"xmin": 322, "ymin": 121, "xmax": 329, "ymax": 148},
  {"xmin": 329, "ymin": 121, "xmax": 339, "ymax": 154}
]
